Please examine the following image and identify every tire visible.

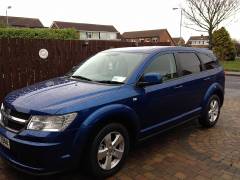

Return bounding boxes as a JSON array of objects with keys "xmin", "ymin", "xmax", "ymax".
[
  {"xmin": 199, "ymin": 95, "xmax": 221, "ymax": 128},
  {"xmin": 87, "ymin": 123, "xmax": 130, "ymax": 178}
]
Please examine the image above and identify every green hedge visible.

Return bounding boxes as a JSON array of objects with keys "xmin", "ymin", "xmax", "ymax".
[{"xmin": 0, "ymin": 28, "xmax": 78, "ymax": 40}]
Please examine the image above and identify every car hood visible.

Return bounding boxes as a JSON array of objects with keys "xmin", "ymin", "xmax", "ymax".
[{"xmin": 4, "ymin": 77, "xmax": 120, "ymax": 114}]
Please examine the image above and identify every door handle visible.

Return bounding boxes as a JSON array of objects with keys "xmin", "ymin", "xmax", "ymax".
[
  {"xmin": 204, "ymin": 77, "xmax": 211, "ymax": 81},
  {"xmin": 174, "ymin": 85, "xmax": 183, "ymax": 89}
]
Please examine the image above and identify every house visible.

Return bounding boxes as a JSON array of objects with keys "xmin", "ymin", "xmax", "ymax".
[
  {"xmin": 0, "ymin": 16, "xmax": 44, "ymax": 28},
  {"xmin": 172, "ymin": 37, "xmax": 185, "ymax": 46},
  {"xmin": 187, "ymin": 35, "xmax": 209, "ymax": 48},
  {"xmin": 122, "ymin": 29, "xmax": 175, "ymax": 45},
  {"xmin": 51, "ymin": 21, "xmax": 120, "ymax": 41}
]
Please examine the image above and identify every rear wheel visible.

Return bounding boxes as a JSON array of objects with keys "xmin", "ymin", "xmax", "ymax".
[
  {"xmin": 199, "ymin": 95, "xmax": 221, "ymax": 128},
  {"xmin": 87, "ymin": 123, "xmax": 129, "ymax": 178}
]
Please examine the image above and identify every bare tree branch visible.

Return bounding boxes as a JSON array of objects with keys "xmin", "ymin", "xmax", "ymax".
[
  {"xmin": 183, "ymin": 0, "xmax": 240, "ymax": 49},
  {"xmin": 183, "ymin": 25, "xmax": 208, "ymax": 32}
]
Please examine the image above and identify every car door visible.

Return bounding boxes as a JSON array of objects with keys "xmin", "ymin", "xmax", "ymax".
[
  {"xmin": 197, "ymin": 52, "xmax": 220, "ymax": 91},
  {"xmin": 137, "ymin": 52, "xmax": 186, "ymax": 130},
  {"xmin": 174, "ymin": 52, "xmax": 206, "ymax": 113}
]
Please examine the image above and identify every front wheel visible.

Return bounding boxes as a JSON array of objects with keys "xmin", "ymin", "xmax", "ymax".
[
  {"xmin": 87, "ymin": 123, "xmax": 130, "ymax": 178},
  {"xmin": 199, "ymin": 95, "xmax": 221, "ymax": 128}
]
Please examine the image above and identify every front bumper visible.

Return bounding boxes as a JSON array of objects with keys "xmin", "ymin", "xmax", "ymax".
[{"xmin": 0, "ymin": 127, "xmax": 77, "ymax": 175}]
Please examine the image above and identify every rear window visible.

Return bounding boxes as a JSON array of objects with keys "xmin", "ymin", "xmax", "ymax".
[
  {"xmin": 177, "ymin": 53, "xmax": 201, "ymax": 75},
  {"xmin": 198, "ymin": 53, "xmax": 219, "ymax": 70}
]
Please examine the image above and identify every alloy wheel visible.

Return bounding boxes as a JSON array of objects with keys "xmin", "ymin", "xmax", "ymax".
[
  {"xmin": 97, "ymin": 132, "xmax": 125, "ymax": 170},
  {"xmin": 208, "ymin": 99, "xmax": 219, "ymax": 122}
]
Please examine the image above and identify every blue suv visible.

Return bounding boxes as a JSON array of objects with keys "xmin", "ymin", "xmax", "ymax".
[{"xmin": 0, "ymin": 46, "xmax": 225, "ymax": 177}]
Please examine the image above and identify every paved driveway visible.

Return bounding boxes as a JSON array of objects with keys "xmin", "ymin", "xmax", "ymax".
[{"xmin": 0, "ymin": 76, "xmax": 240, "ymax": 180}]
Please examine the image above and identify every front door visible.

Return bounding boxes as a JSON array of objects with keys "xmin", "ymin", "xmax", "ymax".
[{"xmin": 138, "ymin": 53, "xmax": 184, "ymax": 130}]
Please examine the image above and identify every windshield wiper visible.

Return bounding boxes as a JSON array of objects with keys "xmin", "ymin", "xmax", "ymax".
[
  {"xmin": 71, "ymin": 75, "xmax": 92, "ymax": 81},
  {"xmin": 95, "ymin": 80, "xmax": 124, "ymax": 85}
]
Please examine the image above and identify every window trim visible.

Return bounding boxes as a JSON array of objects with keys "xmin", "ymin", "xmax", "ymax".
[
  {"xmin": 196, "ymin": 52, "xmax": 220, "ymax": 72},
  {"xmin": 175, "ymin": 51, "xmax": 203, "ymax": 77},
  {"xmin": 136, "ymin": 52, "xmax": 181, "ymax": 86}
]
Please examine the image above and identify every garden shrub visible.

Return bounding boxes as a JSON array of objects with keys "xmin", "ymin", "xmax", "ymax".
[{"xmin": 0, "ymin": 28, "xmax": 78, "ymax": 40}]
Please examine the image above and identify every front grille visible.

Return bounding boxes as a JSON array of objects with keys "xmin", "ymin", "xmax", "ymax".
[
  {"xmin": 9, "ymin": 110, "xmax": 30, "ymax": 120},
  {"xmin": 0, "ymin": 106, "xmax": 30, "ymax": 133}
]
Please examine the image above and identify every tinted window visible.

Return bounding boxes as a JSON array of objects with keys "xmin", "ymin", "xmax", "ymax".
[
  {"xmin": 198, "ymin": 53, "xmax": 219, "ymax": 70},
  {"xmin": 144, "ymin": 54, "xmax": 178, "ymax": 81},
  {"xmin": 178, "ymin": 53, "xmax": 201, "ymax": 75}
]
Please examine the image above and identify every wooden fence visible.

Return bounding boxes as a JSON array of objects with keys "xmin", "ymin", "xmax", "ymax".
[{"xmin": 0, "ymin": 38, "xmax": 171, "ymax": 102}]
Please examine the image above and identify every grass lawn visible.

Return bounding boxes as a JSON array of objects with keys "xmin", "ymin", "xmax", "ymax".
[{"xmin": 221, "ymin": 58, "xmax": 240, "ymax": 72}]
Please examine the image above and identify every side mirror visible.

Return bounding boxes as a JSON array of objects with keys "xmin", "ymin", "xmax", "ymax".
[{"xmin": 137, "ymin": 73, "xmax": 163, "ymax": 87}]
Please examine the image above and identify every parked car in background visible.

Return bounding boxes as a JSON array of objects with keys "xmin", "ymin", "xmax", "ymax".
[{"xmin": 0, "ymin": 46, "xmax": 225, "ymax": 177}]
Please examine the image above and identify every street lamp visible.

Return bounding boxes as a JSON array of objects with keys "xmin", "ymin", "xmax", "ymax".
[
  {"xmin": 173, "ymin": 7, "xmax": 183, "ymax": 45},
  {"xmin": 6, "ymin": 6, "xmax": 12, "ymax": 26}
]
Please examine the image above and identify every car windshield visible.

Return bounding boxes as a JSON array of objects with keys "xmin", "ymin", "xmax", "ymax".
[{"xmin": 71, "ymin": 52, "xmax": 147, "ymax": 84}]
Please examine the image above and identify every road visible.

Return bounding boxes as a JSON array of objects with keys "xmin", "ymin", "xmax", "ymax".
[
  {"xmin": 0, "ymin": 75, "xmax": 239, "ymax": 180},
  {"xmin": 225, "ymin": 76, "xmax": 240, "ymax": 97}
]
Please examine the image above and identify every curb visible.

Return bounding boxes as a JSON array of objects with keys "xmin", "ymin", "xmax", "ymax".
[{"xmin": 225, "ymin": 71, "xmax": 240, "ymax": 77}]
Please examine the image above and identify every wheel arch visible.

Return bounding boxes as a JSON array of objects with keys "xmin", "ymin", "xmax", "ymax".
[
  {"xmin": 72, "ymin": 104, "xmax": 141, "ymax": 160},
  {"xmin": 202, "ymin": 83, "xmax": 224, "ymax": 109}
]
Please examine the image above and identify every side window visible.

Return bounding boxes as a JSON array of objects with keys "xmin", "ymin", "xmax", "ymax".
[
  {"xmin": 144, "ymin": 54, "xmax": 178, "ymax": 82},
  {"xmin": 198, "ymin": 53, "xmax": 219, "ymax": 70},
  {"xmin": 177, "ymin": 53, "xmax": 201, "ymax": 75}
]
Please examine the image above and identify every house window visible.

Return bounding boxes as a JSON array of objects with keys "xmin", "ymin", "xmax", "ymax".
[
  {"xmin": 145, "ymin": 38, "xmax": 151, "ymax": 42},
  {"xmin": 109, "ymin": 33, "xmax": 117, "ymax": 40},
  {"xmin": 100, "ymin": 32, "xmax": 117, "ymax": 40},
  {"xmin": 92, "ymin": 32, "xmax": 100, "ymax": 39},
  {"xmin": 86, "ymin": 32, "xmax": 92, "ymax": 39},
  {"xmin": 100, "ymin": 32, "xmax": 107, "ymax": 40},
  {"xmin": 152, "ymin": 37, "xmax": 159, "ymax": 42},
  {"xmin": 81, "ymin": 32, "xmax": 100, "ymax": 40},
  {"xmin": 80, "ymin": 32, "xmax": 87, "ymax": 40}
]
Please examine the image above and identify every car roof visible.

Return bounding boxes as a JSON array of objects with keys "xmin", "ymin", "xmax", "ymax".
[{"xmin": 104, "ymin": 46, "xmax": 213, "ymax": 55}]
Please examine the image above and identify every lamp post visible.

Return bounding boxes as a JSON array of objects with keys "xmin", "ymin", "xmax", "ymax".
[
  {"xmin": 173, "ymin": 7, "xmax": 183, "ymax": 45},
  {"xmin": 6, "ymin": 6, "xmax": 12, "ymax": 26}
]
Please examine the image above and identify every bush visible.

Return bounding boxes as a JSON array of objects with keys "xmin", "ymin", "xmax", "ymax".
[
  {"xmin": 212, "ymin": 27, "xmax": 236, "ymax": 61},
  {"xmin": 0, "ymin": 28, "xmax": 78, "ymax": 40}
]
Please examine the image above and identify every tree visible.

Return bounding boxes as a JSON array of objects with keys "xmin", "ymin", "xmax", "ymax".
[
  {"xmin": 232, "ymin": 39, "xmax": 240, "ymax": 57},
  {"xmin": 183, "ymin": 0, "xmax": 239, "ymax": 49},
  {"xmin": 212, "ymin": 27, "xmax": 236, "ymax": 61}
]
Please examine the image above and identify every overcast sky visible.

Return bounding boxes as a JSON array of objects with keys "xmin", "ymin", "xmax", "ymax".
[{"xmin": 0, "ymin": 0, "xmax": 240, "ymax": 41}]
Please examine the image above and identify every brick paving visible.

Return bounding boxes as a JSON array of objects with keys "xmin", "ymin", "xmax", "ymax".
[{"xmin": 0, "ymin": 77, "xmax": 239, "ymax": 180}]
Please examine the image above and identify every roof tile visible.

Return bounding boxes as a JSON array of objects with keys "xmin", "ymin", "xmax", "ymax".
[
  {"xmin": 0, "ymin": 16, "xmax": 44, "ymax": 28},
  {"xmin": 52, "ymin": 21, "xmax": 118, "ymax": 32}
]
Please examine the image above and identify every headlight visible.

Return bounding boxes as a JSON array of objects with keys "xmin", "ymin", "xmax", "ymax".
[{"xmin": 27, "ymin": 113, "xmax": 77, "ymax": 132}]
